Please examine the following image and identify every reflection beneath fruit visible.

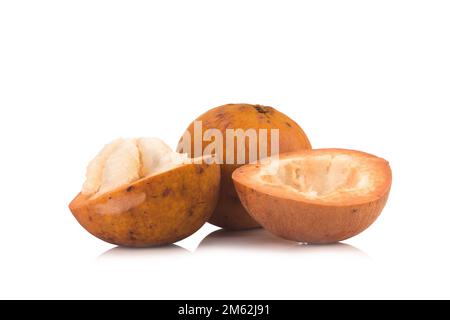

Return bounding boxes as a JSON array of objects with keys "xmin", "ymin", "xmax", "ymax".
[
  {"xmin": 98, "ymin": 244, "xmax": 189, "ymax": 260},
  {"xmin": 199, "ymin": 229, "xmax": 295, "ymax": 249},
  {"xmin": 197, "ymin": 229, "xmax": 369, "ymax": 259},
  {"xmin": 97, "ymin": 229, "xmax": 370, "ymax": 261}
]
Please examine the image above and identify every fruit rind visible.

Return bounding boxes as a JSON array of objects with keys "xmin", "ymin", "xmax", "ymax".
[
  {"xmin": 70, "ymin": 161, "xmax": 220, "ymax": 247},
  {"xmin": 232, "ymin": 149, "xmax": 392, "ymax": 243},
  {"xmin": 178, "ymin": 103, "xmax": 312, "ymax": 230}
]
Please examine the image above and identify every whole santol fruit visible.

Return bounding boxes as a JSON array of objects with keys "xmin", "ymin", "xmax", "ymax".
[
  {"xmin": 177, "ymin": 103, "xmax": 311, "ymax": 230},
  {"xmin": 232, "ymin": 149, "xmax": 392, "ymax": 243},
  {"xmin": 69, "ymin": 138, "xmax": 220, "ymax": 247}
]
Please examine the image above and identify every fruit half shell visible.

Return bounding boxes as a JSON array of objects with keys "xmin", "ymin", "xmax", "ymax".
[
  {"xmin": 70, "ymin": 161, "xmax": 220, "ymax": 247},
  {"xmin": 232, "ymin": 149, "xmax": 392, "ymax": 243}
]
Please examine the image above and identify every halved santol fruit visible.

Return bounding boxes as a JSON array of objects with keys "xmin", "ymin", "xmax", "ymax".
[
  {"xmin": 69, "ymin": 138, "xmax": 220, "ymax": 247},
  {"xmin": 232, "ymin": 149, "xmax": 392, "ymax": 244}
]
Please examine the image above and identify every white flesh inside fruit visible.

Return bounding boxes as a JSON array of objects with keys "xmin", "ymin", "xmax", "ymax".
[
  {"xmin": 259, "ymin": 154, "xmax": 383, "ymax": 202},
  {"xmin": 82, "ymin": 138, "xmax": 188, "ymax": 197}
]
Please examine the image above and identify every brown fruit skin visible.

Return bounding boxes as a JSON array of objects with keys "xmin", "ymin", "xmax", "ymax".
[
  {"xmin": 69, "ymin": 162, "xmax": 220, "ymax": 247},
  {"xmin": 232, "ymin": 150, "xmax": 392, "ymax": 244},
  {"xmin": 177, "ymin": 103, "xmax": 312, "ymax": 230}
]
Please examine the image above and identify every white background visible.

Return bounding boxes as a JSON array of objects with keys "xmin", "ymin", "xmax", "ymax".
[{"xmin": 1, "ymin": 1, "xmax": 449, "ymax": 300}]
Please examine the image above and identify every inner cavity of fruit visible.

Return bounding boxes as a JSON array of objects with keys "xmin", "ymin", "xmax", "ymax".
[
  {"xmin": 82, "ymin": 138, "xmax": 187, "ymax": 197},
  {"xmin": 260, "ymin": 154, "xmax": 374, "ymax": 199}
]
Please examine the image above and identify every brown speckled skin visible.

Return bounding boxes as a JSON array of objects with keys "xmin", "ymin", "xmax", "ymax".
[
  {"xmin": 178, "ymin": 104, "xmax": 311, "ymax": 230},
  {"xmin": 232, "ymin": 150, "xmax": 392, "ymax": 243},
  {"xmin": 69, "ymin": 162, "xmax": 220, "ymax": 247}
]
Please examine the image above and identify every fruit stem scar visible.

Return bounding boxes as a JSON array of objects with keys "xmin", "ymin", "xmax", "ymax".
[{"xmin": 254, "ymin": 105, "xmax": 269, "ymax": 114}]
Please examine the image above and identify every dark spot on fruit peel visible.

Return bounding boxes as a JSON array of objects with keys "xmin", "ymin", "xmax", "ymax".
[
  {"xmin": 128, "ymin": 231, "xmax": 137, "ymax": 241},
  {"xmin": 108, "ymin": 196, "xmax": 112, "ymax": 200},
  {"xmin": 162, "ymin": 188, "xmax": 171, "ymax": 197},
  {"xmin": 188, "ymin": 207, "xmax": 194, "ymax": 216},
  {"xmin": 254, "ymin": 105, "xmax": 269, "ymax": 114},
  {"xmin": 216, "ymin": 112, "xmax": 226, "ymax": 119},
  {"xmin": 196, "ymin": 166, "xmax": 204, "ymax": 174},
  {"xmin": 352, "ymin": 209, "xmax": 359, "ymax": 213},
  {"xmin": 88, "ymin": 216, "xmax": 93, "ymax": 222},
  {"xmin": 126, "ymin": 186, "xmax": 134, "ymax": 192},
  {"xmin": 285, "ymin": 122, "xmax": 292, "ymax": 128}
]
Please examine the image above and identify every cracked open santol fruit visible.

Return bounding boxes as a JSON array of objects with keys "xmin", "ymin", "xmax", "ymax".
[
  {"xmin": 69, "ymin": 138, "xmax": 220, "ymax": 247},
  {"xmin": 177, "ymin": 103, "xmax": 311, "ymax": 230},
  {"xmin": 232, "ymin": 149, "xmax": 392, "ymax": 243}
]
